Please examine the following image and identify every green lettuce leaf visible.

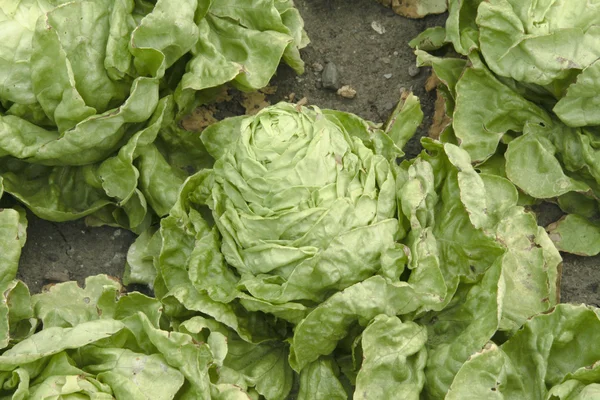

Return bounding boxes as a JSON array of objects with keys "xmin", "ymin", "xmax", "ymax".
[
  {"xmin": 400, "ymin": 141, "xmax": 560, "ymax": 396},
  {"xmin": 547, "ymin": 214, "xmax": 600, "ymax": 257},
  {"xmin": 409, "ymin": 27, "xmax": 447, "ymax": 51},
  {"xmin": 452, "ymin": 55, "xmax": 551, "ymax": 163},
  {"xmin": 355, "ymin": 315, "xmax": 427, "ymax": 400},
  {"xmin": 478, "ymin": 0, "xmax": 600, "ymax": 85},
  {"xmin": 0, "ymin": 273, "xmax": 254, "ymax": 398},
  {"xmin": 554, "ymin": 60, "xmax": 600, "ymax": 127},
  {"xmin": 0, "ymin": 207, "xmax": 27, "ymax": 284},
  {"xmin": 297, "ymin": 357, "xmax": 347, "ymax": 400},
  {"xmin": 505, "ymin": 124, "xmax": 591, "ymax": 199},
  {"xmin": 445, "ymin": 0, "xmax": 484, "ymax": 55},
  {"xmin": 448, "ymin": 304, "xmax": 600, "ymax": 399}
]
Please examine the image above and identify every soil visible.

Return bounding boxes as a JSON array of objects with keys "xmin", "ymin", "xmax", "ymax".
[{"xmin": 18, "ymin": 0, "xmax": 600, "ymax": 305}]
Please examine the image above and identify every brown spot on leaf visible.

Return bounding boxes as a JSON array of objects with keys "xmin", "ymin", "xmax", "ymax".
[
  {"xmin": 548, "ymin": 232, "xmax": 561, "ymax": 243},
  {"xmin": 555, "ymin": 56, "xmax": 580, "ymax": 70}
]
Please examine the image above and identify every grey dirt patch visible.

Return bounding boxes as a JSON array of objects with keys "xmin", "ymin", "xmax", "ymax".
[
  {"xmin": 19, "ymin": 213, "xmax": 135, "ymax": 294},
  {"xmin": 16, "ymin": 0, "xmax": 600, "ymax": 306}
]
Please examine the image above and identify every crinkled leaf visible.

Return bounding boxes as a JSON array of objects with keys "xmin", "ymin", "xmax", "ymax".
[
  {"xmin": 453, "ymin": 56, "xmax": 551, "ymax": 163},
  {"xmin": 355, "ymin": 315, "xmax": 427, "ymax": 400},
  {"xmin": 0, "ymin": 280, "xmax": 34, "ymax": 350},
  {"xmin": 289, "ymin": 276, "xmax": 423, "ymax": 372},
  {"xmin": 296, "ymin": 357, "xmax": 347, "ymax": 400},
  {"xmin": 0, "ymin": 319, "xmax": 125, "ymax": 370},
  {"xmin": 73, "ymin": 347, "xmax": 185, "ymax": 400},
  {"xmin": 478, "ymin": 0, "xmax": 600, "ymax": 85},
  {"xmin": 421, "ymin": 256, "xmax": 502, "ymax": 398},
  {"xmin": 219, "ymin": 337, "xmax": 293, "ymax": 400},
  {"xmin": 123, "ymin": 226, "xmax": 160, "ymax": 286}
]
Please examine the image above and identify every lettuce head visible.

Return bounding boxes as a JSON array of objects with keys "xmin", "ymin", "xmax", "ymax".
[{"xmin": 0, "ymin": 0, "xmax": 308, "ymax": 232}]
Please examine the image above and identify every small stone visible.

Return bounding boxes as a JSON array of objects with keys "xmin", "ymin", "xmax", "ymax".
[
  {"xmin": 322, "ymin": 62, "xmax": 340, "ymax": 90},
  {"xmin": 44, "ymin": 269, "xmax": 70, "ymax": 283},
  {"xmin": 371, "ymin": 21, "xmax": 386, "ymax": 35},
  {"xmin": 393, "ymin": 51, "xmax": 399, "ymax": 56},
  {"xmin": 408, "ymin": 65, "xmax": 420, "ymax": 77},
  {"xmin": 384, "ymin": 73, "xmax": 393, "ymax": 79},
  {"xmin": 337, "ymin": 85, "xmax": 357, "ymax": 99},
  {"xmin": 311, "ymin": 62, "xmax": 324, "ymax": 72},
  {"xmin": 381, "ymin": 57, "xmax": 391, "ymax": 64},
  {"xmin": 66, "ymin": 246, "xmax": 76, "ymax": 257}
]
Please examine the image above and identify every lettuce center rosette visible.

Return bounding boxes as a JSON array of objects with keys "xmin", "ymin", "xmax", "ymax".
[
  {"xmin": 121, "ymin": 99, "xmax": 421, "ymax": 322},
  {"xmin": 202, "ymin": 103, "xmax": 403, "ymax": 304}
]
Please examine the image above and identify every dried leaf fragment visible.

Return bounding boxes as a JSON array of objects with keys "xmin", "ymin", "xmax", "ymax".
[
  {"xmin": 337, "ymin": 85, "xmax": 357, "ymax": 99},
  {"xmin": 376, "ymin": 0, "xmax": 447, "ymax": 19},
  {"xmin": 259, "ymin": 86, "xmax": 278, "ymax": 95},
  {"xmin": 240, "ymin": 92, "xmax": 270, "ymax": 115},
  {"xmin": 425, "ymin": 71, "xmax": 441, "ymax": 92},
  {"xmin": 214, "ymin": 86, "xmax": 233, "ymax": 103},
  {"xmin": 428, "ymin": 91, "xmax": 452, "ymax": 140},
  {"xmin": 181, "ymin": 106, "xmax": 218, "ymax": 132},
  {"xmin": 371, "ymin": 21, "xmax": 386, "ymax": 35}
]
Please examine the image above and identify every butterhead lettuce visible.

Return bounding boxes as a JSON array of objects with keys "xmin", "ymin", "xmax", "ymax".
[
  {"xmin": 0, "ymin": 0, "xmax": 308, "ymax": 232},
  {"xmin": 415, "ymin": 0, "xmax": 600, "ymax": 256},
  {"xmin": 121, "ymin": 101, "xmax": 561, "ymax": 398}
]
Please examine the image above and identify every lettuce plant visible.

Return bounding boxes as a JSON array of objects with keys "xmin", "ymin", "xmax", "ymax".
[
  {"xmin": 122, "ymin": 101, "xmax": 561, "ymax": 398},
  {"xmin": 413, "ymin": 0, "xmax": 600, "ymax": 256},
  {"xmin": 0, "ymin": 0, "xmax": 307, "ymax": 232}
]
